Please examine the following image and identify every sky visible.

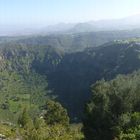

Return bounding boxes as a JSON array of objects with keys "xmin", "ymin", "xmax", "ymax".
[{"xmin": 1, "ymin": 0, "xmax": 140, "ymax": 26}]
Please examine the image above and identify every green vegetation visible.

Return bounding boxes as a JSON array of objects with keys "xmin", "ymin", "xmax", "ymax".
[
  {"xmin": 0, "ymin": 100, "xmax": 84, "ymax": 140},
  {"xmin": 0, "ymin": 70, "xmax": 49, "ymax": 122},
  {"xmin": 17, "ymin": 100, "xmax": 83, "ymax": 140},
  {"xmin": 1, "ymin": 37, "xmax": 140, "ymax": 121},
  {"xmin": 83, "ymin": 71, "xmax": 140, "ymax": 140},
  {"xmin": 2, "ymin": 66, "xmax": 140, "ymax": 139},
  {"xmin": 47, "ymin": 40, "xmax": 140, "ymax": 120},
  {"xmin": 43, "ymin": 100, "xmax": 69, "ymax": 126},
  {"xmin": 0, "ymin": 65, "xmax": 83, "ymax": 139},
  {"xmin": 1, "ymin": 34, "xmax": 140, "ymax": 139}
]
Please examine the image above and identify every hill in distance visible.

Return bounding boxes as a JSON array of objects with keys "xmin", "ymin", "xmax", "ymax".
[{"xmin": 1, "ymin": 14, "xmax": 140, "ymax": 36}]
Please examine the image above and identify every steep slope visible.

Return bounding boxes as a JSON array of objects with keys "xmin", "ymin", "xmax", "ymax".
[
  {"xmin": 0, "ymin": 43, "xmax": 64, "ymax": 122},
  {"xmin": 45, "ymin": 41, "xmax": 140, "ymax": 120},
  {"xmin": 1, "ymin": 39, "xmax": 140, "ymax": 121}
]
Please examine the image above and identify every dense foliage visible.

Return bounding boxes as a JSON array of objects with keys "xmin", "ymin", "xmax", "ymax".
[
  {"xmin": 1, "ymin": 38, "xmax": 140, "ymax": 121},
  {"xmin": 0, "ymin": 100, "xmax": 83, "ymax": 140},
  {"xmin": 1, "ymin": 34, "xmax": 140, "ymax": 139},
  {"xmin": 83, "ymin": 71, "xmax": 140, "ymax": 140},
  {"xmin": 0, "ymin": 70, "xmax": 49, "ymax": 122},
  {"xmin": 47, "ymin": 40, "xmax": 140, "ymax": 120}
]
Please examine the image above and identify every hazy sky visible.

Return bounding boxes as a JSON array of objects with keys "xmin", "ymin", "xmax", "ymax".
[{"xmin": 1, "ymin": 0, "xmax": 140, "ymax": 26}]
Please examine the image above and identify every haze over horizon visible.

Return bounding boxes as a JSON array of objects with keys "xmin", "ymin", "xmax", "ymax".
[{"xmin": 1, "ymin": 0, "xmax": 140, "ymax": 27}]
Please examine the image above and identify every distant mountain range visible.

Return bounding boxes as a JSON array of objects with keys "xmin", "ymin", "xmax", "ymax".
[{"xmin": 1, "ymin": 14, "xmax": 140, "ymax": 36}]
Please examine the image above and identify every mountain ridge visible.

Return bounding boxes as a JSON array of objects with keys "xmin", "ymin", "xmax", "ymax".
[{"xmin": 2, "ymin": 14, "xmax": 140, "ymax": 36}]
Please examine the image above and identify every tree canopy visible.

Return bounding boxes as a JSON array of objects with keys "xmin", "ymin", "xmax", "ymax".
[{"xmin": 83, "ymin": 71, "xmax": 140, "ymax": 140}]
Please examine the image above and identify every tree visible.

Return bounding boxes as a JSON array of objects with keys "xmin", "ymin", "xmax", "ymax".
[
  {"xmin": 43, "ymin": 100, "xmax": 70, "ymax": 127},
  {"xmin": 83, "ymin": 80, "xmax": 114, "ymax": 140},
  {"xmin": 83, "ymin": 73, "xmax": 140, "ymax": 140},
  {"xmin": 18, "ymin": 108, "xmax": 33, "ymax": 128}
]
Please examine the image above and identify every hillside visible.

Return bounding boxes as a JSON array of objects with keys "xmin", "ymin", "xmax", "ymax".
[
  {"xmin": 46, "ymin": 40, "xmax": 140, "ymax": 119},
  {"xmin": 1, "ymin": 29, "xmax": 140, "ymax": 53},
  {"xmin": 1, "ymin": 38, "xmax": 140, "ymax": 121}
]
